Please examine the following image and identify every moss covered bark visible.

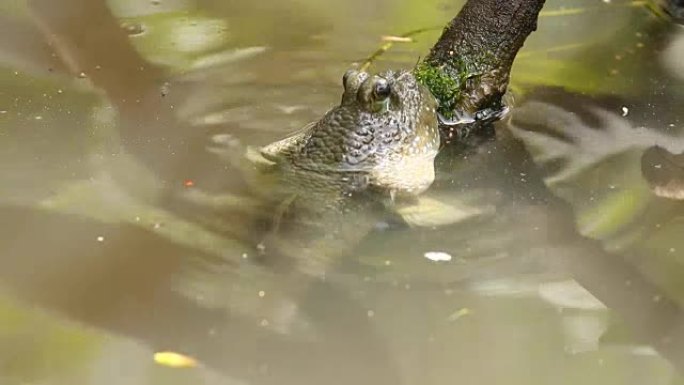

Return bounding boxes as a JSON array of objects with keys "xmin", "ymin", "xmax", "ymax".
[{"xmin": 415, "ymin": 0, "xmax": 546, "ymax": 140}]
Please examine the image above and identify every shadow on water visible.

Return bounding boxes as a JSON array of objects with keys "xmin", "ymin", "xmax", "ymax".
[
  {"xmin": 2, "ymin": 0, "xmax": 684, "ymax": 384},
  {"xmin": 0, "ymin": 205, "xmax": 401, "ymax": 385}
]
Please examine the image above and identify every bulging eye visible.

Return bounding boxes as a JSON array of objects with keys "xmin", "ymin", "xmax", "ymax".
[
  {"xmin": 373, "ymin": 79, "xmax": 391, "ymax": 100},
  {"xmin": 342, "ymin": 69, "xmax": 358, "ymax": 91},
  {"xmin": 342, "ymin": 69, "xmax": 356, "ymax": 88},
  {"xmin": 357, "ymin": 75, "xmax": 391, "ymax": 112}
]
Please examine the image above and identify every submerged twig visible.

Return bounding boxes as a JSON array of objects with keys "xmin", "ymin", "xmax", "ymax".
[{"xmin": 358, "ymin": 26, "xmax": 441, "ymax": 72}]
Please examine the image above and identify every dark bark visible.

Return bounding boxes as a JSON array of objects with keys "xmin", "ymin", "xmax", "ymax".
[
  {"xmin": 417, "ymin": 0, "xmax": 546, "ymax": 140},
  {"xmin": 660, "ymin": 0, "xmax": 684, "ymax": 23}
]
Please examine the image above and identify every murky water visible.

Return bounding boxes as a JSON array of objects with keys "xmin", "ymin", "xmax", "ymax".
[{"xmin": 1, "ymin": 0, "xmax": 684, "ymax": 384}]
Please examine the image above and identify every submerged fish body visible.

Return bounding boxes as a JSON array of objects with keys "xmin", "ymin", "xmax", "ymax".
[
  {"xmin": 248, "ymin": 69, "xmax": 442, "ymax": 278},
  {"xmin": 260, "ymin": 69, "xmax": 440, "ymax": 199}
]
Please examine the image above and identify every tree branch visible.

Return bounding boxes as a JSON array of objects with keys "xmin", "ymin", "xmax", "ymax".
[{"xmin": 417, "ymin": 0, "xmax": 546, "ymax": 140}]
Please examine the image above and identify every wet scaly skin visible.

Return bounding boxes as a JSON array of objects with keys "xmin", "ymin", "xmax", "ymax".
[
  {"xmin": 249, "ymin": 69, "xmax": 442, "ymax": 279},
  {"xmin": 261, "ymin": 69, "xmax": 441, "ymax": 198}
]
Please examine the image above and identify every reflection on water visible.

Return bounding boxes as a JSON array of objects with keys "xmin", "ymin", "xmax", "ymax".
[{"xmin": 1, "ymin": 0, "xmax": 684, "ymax": 384}]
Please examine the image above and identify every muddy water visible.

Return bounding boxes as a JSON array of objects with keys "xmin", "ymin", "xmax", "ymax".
[{"xmin": 0, "ymin": 0, "xmax": 683, "ymax": 384}]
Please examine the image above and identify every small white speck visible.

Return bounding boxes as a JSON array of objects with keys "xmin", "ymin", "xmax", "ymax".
[
  {"xmin": 670, "ymin": 248, "xmax": 676, "ymax": 253},
  {"xmin": 134, "ymin": 216, "xmax": 141, "ymax": 222},
  {"xmin": 259, "ymin": 319, "xmax": 269, "ymax": 327},
  {"xmin": 57, "ymin": 89, "xmax": 63, "ymax": 94},
  {"xmin": 384, "ymin": 260, "xmax": 392, "ymax": 266},
  {"xmin": 654, "ymin": 164, "xmax": 662, "ymax": 169},
  {"xmin": 258, "ymin": 290, "xmax": 266, "ymax": 298},
  {"xmin": 34, "ymin": 116, "xmax": 42, "ymax": 120},
  {"xmin": 96, "ymin": 236, "xmax": 104, "ymax": 242},
  {"xmin": 0, "ymin": 111, "xmax": 6, "ymax": 114},
  {"xmin": 424, "ymin": 251, "xmax": 452, "ymax": 262},
  {"xmin": 153, "ymin": 222, "xmax": 161, "ymax": 229},
  {"xmin": 367, "ymin": 310, "xmax": 375, "ymax": 317},
  {"xmin": 621, "ymin": 106, "xmax": 629, "ymax": 116},
  {"xmin": 242, "ymin": 253, "xmax": 249, "ymax": 259}
]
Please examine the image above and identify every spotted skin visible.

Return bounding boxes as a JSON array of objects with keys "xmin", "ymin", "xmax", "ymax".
[{"xmin": 261, "ymin": 69, "xmax": 440, "ymax": 197}]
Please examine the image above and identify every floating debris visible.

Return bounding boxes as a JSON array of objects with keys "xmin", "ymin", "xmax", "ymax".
[
  {"xmin": 538, "ymin": 280, "xmax": 606, "ymax": 310},
  {"xmin": 381, "ymin": 35, "xmax": 414, "ymax": 43},
  {"xmin": 447, "ymin": 307, "xmax": 471, "ymax": 321},
  {"xmin": 423, "ymin": 251, "xmax": 452, "ymax": 262},
  {"xmin": 190, "ymin": 47, "xmax": 268, "ymax": 70},
  {"xmin": 256, "ymin": 243, "xmax": 266, "ymax": 254},
  {"xmin": 160, "ymin": 82, "xmax": 170, "ymax": 97},
  {"xmin": 621, "ymin": 106, "xmax": 629, "ymax": 116},
  {"xmin": 153, "ymin": 351, "xmax": 198, "ymax": 368},
  {"xmin": 276, "ymin": 105, "xmax": 306, "ymax": 115},
  {"xmin": 122, "ymin": 22, "xmax": 146, "ymax": 36}
]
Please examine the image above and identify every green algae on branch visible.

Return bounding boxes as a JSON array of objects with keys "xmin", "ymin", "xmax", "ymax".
[
  {"xmin": 414, "ymin": 57, "xmax": 480, "ymax": 120},
  {"xmin": 415, "ymin": 0, "xmax": 547, "ymax": 136},
  {"xmin": 414, "ymin": 63, "xmax": 459, "ymax": 117}
]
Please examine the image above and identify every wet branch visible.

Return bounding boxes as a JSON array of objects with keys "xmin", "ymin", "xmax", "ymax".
[{"xmin": 417, "ymin": 0, "xmax": 546, "ymax": 140}]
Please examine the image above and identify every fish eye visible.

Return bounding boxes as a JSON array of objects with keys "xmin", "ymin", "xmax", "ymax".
[
  {"xmin": 357, "ymin": 75, "xmax": 391, "ymax": 112},
  {"xmin": 373, "ymin": 78, "xmax": 391, "ymax": 100}
]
